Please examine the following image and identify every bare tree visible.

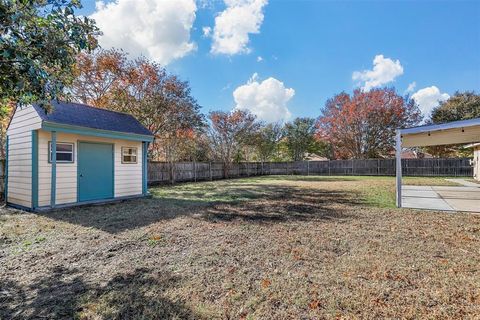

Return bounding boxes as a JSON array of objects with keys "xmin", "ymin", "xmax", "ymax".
[{"xmin": 208, "ymin": 110, "xmax": 259, "ymax": 178}]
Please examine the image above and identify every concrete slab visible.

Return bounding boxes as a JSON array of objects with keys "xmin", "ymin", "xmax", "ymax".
[
  {"xmin": 432, "ymin": 186, "xmax": 480, "ymax": 192},
  {"xmin": 402, "ymin": 185, "xmax": 480, "ymax": 213},
  {"xmin": 402, "ymin": 196, "xmax": 454, "ymax": 211},
  {"xmin": 403, "ymin": 185, "xmax": 433, "ymax": 190},
  {"xmin": 436, "ymin": 190, "xmax": 480, "ymax": 200},
  {"xmin": 445, "ymin": 179, "xmax": 480, "ymax": 188},
  {"xmin": 402, "ymin": 189, "xmax": 440, "ymax": 198},
  {"xmin": 443, "ymin": 198, "xmax": 480, "ymax": 213}
]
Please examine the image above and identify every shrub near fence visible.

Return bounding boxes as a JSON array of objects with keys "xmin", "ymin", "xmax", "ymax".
[{"xmin": 148, "ymin": 158, "xmax": 473, "ymax": 184}]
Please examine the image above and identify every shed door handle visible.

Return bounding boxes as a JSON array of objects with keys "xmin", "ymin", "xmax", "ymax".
[{"xmin": 79, "ymin": 174, "xmax": 83, "ymax": 177}]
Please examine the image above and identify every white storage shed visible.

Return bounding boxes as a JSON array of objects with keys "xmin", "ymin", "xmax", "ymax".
[{"xmin": 5, "ymin": 101, "xmax": 154, "ymax": 211}]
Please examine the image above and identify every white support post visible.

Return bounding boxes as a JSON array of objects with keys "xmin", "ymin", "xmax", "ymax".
[
  {"xmin": 51, "ymin": 131, "xmax": 57, "ymax": 208},
  {"xmin": 395, "ymin": 131, "xmax": 402, "ymax": 208}
]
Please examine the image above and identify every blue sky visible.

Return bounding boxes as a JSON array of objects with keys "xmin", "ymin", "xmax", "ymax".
[{"xmin": 78, "ymin": 0, "xmax": 480, "ymax": 122}]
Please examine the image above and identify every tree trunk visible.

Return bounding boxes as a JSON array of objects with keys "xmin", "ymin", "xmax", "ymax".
[
  {"xmin": 223, "ymin": 161, "xmax": 229, "ymax": 179},
  {"xmin": 169, "ymin": 161, "xmax": 175, "ymax": 184}
]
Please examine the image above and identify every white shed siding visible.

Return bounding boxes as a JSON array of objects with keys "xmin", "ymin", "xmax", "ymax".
[
  {"xmin": 6, "ymin": 106, "xmax": 42, "ymax": 207},
  {"xmin": 37, "ymin": 130, "xmax": 77, "ymax": 206},
  {"xmin": 37, "ymin": 130, "xmax": 143, "ymax": 206}
]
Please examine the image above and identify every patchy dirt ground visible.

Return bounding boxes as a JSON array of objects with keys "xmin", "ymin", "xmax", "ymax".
[{"xmin": 1, "ymin": 176, "xmax": 479, "ymax": 319}]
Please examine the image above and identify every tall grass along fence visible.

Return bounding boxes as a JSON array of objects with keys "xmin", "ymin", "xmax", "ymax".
[{"xmin": 148, "ymin": 158, "xmax": 473, "ymax": 184}]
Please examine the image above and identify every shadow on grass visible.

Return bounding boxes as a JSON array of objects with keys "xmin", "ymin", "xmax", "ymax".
[
  {"xmin": 0, "ymin": 267, "xmax": 198, "ymax": 320},
  {"xmin": 252, "ymin": 175, "xmax": 361, "ymax": 182},
  {"xmin": 32, "ymin": 182, "xmax": 362, "ymax": 233},
  {"xmin": 201, "ymin": 185, "xmax": 360, "ymax": 223}
]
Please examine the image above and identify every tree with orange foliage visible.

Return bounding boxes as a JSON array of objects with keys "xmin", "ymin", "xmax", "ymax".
[
  {"xmin": 70, "ymin": 49, "xmax": 128, "ymax": 108},
  {"xmin": 317, "ymin": 88, "xmax": 421, "ymax": 159},
  {"xmin": 69, "ymin": 50, "xmax": 205, "ymax": 169},
  {"xmin": 208, "ymin": 110, "xmax": 260, "ymax": 177}
]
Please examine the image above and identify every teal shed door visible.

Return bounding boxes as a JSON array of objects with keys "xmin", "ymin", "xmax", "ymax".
[{"xmin": 78, "ymin": 142, "xmax": 114, "ymax": 202}]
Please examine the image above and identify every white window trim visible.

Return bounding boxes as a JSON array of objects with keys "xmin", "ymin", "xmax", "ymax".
[
  {"xmin": 122, "ymin": 147, "xmax": 138, "ymax": 164},
  {"xmin": 48, "ymin": 142, "xmax": 75, "ymax": 163}
]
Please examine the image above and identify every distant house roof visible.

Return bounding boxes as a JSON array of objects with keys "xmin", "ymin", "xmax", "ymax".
[
  {"xmin": 464, "ymin": 142, "xmax": 480, "ymax": 149},
  {"xmin": 305, "ymin": 153, "xmax": 329, "ymax": 161},
  {"xmin": 33, "ymin": 101, "xmax": 153, "ymax": 137},
  {"xmin": 400, "ymin": 150, "xmax": 433, "ymax": 159},
  {"xmin": 386, "ymin": 150, "xmax": 433, "ymax": 159}
]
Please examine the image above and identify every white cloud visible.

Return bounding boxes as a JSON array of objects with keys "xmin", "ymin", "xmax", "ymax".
[
  {"xmin": 211, "ymin": 0, "xmax": 268, "ymax": 55},
  {"xmin": 411, "ymin": 86, "xmax": 450, "ymax": 116},
  {"xmin": 91, "ymin": 0, "xmax": 197, "ymax": 65},
  {"xmin": 202, "ymin": 26, "xmax": 212, "ymax": 37},
  {"xmin": 197, "ymin": 0, "xmax": 215, "ymax": 9},
  {"xmin": 256, "ymin": 56, "xmax": 263, "ymax": 62},
  {"xmin": 352, "ymin": 54, "xmax": 404, "ymax": 91},
  {"xmin": 221, "ymin": 83, "xmax": 232, "ymax": 91},
  {"xmin": 405, "ymin": 81, "xmax": 416, "ymax": 94},
  {"xmin": 233, "ymin": 73, "xmax": 294, "ymax": 122}
]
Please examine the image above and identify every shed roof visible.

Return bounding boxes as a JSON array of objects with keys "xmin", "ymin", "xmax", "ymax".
[{"xmin": 33, "ymin": 101, "xmax": 153, "ymax": 137}]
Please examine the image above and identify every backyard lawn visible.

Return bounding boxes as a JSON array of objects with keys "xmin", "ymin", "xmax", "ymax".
[{"xmin": 1, "ymin": 176, "xmax": 479, "ymax": 319}]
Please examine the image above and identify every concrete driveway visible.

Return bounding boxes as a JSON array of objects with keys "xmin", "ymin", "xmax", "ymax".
[{"xmin": 402, "ymin": 185, "xmax": 480, "ymax": 213}]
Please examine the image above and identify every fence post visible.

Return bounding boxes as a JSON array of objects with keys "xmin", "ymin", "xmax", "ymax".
[
  {"xmin": 307, "ymin": 161, "xmax": 310, "ymax": 176},
  {"xmin": 193, "ymin": 161, "xmax": 197, "ymax": 182},
  {"xmin": 208, "ymin": 162, "xmax": 212, "ymax": 181},
  {"xmin": 328, "ymin": 160, "xmax": 331, "ymax": 176}
]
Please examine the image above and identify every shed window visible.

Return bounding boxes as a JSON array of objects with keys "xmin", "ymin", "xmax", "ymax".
[
  {"xmin": 122, "ymin": 147, "xmax": 137, "ymax": 164},
  {"xmin": 49, "ymin": 142, "xmax": 74, "ymax": 163}
]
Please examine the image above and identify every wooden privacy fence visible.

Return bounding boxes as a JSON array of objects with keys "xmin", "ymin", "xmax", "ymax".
[
  {"xmin": 0, "ymin": 160, "xmax": 4, "ymax": 199},
  {"xmin": 148, "ymin": 158, "xmax": 473, "ymax": 184}
]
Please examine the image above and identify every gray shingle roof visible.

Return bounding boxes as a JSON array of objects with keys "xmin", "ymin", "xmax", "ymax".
[{"xmin": 33, "ymin": 101, "xmax": 153, "ymax": 137}]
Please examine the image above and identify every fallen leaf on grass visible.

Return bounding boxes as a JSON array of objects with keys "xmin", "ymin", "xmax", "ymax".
[
  {"xmin": 261, "ymin": 279, "xmax": 271, "ymax": 288},
  {"xmin": 372, "ymin": 298, "xmax": 388, "ymax": 307},
  {"xmin": 225, "ymin": 289, "xmax": 236, "ymax": 297},
  {"xmin": 469, "ymin": 294, "xmax": 480, "ymax": 304},
  {"xmin": 309, "ymin": 299, "xmax": 321, "ymax": 309},
  {"xmin": 291, "ymin": 248, "xmax": 302, "ymax": 260},
  {"xmin": 150, "ymin": 235, "xmax": 161, "ymax": 241}
]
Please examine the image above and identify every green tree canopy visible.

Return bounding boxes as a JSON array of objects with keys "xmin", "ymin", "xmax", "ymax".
[
  {"xmin": 283, "ymin": 117, "xmax": 319, "ymax": 161},
  {"xmin": 425, "ymin": 91, "xmax": 480, "ymax": 158},
  {"xmin": 253, "ymin": 122, "xmax": 283, "ymax": 162},
  {"xmin": 430, "ymin": 91, "xmax": 480, "ymax": 124},
  {"xmin": 0, "ymin": 0, "xmax": 98, "ymax": 110}
]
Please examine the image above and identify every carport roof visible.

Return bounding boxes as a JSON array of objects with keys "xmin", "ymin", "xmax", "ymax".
[
  {"xmin": 399, "ymin": 118, "xmax": 480, "ymax": 135},
  {"xmin": 399, "ymin": 117, "xmax": 480, "ymax": 148}
]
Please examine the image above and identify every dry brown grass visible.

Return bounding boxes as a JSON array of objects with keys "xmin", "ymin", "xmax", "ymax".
[{"xmin": 1, "ymin": 176, "xmax": 479, "ymax": 319}]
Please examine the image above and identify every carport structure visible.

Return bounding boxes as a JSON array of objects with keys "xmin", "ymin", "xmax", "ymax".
[{"xmin": 396, "ymin": 118, "xmax": 480, "ymax": 212}]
